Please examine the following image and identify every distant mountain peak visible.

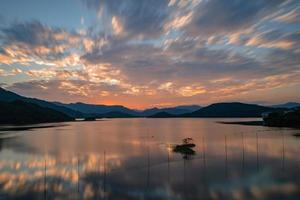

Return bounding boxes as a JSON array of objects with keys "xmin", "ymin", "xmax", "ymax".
[
  {"xmin": 271, "ymin": 102, "xmax": 300, "ymax": 109},
  {"xmin": 181, "ymin": 102, "xmax": 286, "ymax": 118},
  {"xmin": 148, "ymin": 111, "xmax": 175, "ymax": 118}
]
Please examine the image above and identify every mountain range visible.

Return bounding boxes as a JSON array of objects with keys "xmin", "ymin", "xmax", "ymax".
[
  {"xmin": 0, "ymin": 87, "xmax": 298, "ymax": 124},
  {"xmin": 271, "ymin": 102, "xmax": 300, "ymax": 109},
  {"xmin": 54, "ymin": 102, "xmax": 140, "ymax": 116},
  {"xmin": 0, "ymin": 88, "xmax": 202, "ymax": 118},
  {"xmin": 141, "ymin": 105, "xmax": 201, "ymax": 116},
  {"xmin": 181, "ymin": 102, "xmax": 287, "ymax": 118},
  {"xmin": 0, "ymin": 87, "xmax": 83, "ymax": 118}
]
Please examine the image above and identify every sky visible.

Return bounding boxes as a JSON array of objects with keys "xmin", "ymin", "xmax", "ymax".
[{"xmin": 0, "ymin": 0, "xmax": 299, "ymax": 109}]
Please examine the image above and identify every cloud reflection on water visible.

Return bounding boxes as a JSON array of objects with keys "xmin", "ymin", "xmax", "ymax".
[{"xmin": 0, "ymin": 119, "xmax": 299, "ymax": 199}]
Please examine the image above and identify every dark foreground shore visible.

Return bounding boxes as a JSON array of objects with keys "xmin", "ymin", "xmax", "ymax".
[
  {"xmin": 218, "ymin": 121, "xmax": 263, "ymax": 126},
  {"xmin": 0, "ymin": 124, "xmax": 67, "ymax": 132}
]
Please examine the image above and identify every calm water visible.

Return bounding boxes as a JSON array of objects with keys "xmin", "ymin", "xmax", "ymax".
[{"xmin": 0, "ymin": 118, "xmax": 299, "ymax": 200}]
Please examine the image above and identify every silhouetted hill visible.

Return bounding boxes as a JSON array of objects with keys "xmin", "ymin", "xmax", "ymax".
[
  {"xmin": 140, "ymin": 107, "xmax": 160, "ymax": 116},
  {"xmin": 0, "ymin": 100, "xmax": 74, "ymax": 124},
  {"xmin": 141, "ymin": 105, "xmax": 201, "ymax": 116},
  {"xmin": 0, "ymin": 88, "xmax": 204, "ymax": 118},
  {"xmin": 0, "ymin": 87, "xmax": 21, "ymax": 101},
  {"xmin": 271, "ymin": 102, "xmax": 300, "ymax": 109},
  {"xmin": 54, "ymin": 102, "xmax": 140, "ymax": 116},
  {"xmin": 174, "ymin": 105, "xmax": 202, "ymax": 112},
  {"xmin": 182, "ymin": 102, "xmax": 286, "ymax": 118},
  {"xmin": 0, "ymin": 88, "xmax": 83, "ymax": 118},
  {"xmin": 0, "ymin": 88, "xmax": 294, "ymax": 119},
  {"xmin": 55, "ymin": 103, "xmax": 202, "ymax": 117},
  {"xmin": 147, "ymin": 111, "xmax": 175, "ymax": 118},
  {"xmin": 97, "ymin": 111, "xmax": 136, "ymax": 118}
]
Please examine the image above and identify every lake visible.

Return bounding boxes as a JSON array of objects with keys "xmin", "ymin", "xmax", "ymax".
[{"xmin": 0, "ymin": 118, "xmax": 299, "ymax": 200}]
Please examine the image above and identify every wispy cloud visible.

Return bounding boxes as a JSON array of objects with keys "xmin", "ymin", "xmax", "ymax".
[{"xmin": 0, "ymin": 0, "xmax": 299, "ymax": 107}]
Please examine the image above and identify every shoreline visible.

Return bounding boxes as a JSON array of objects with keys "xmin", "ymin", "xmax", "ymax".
[
  {"xmin": 218, "ymin": 120, "xmax": 300, "ymax": 130},
  {"xmin": 0, "ymin": 124, "xmax": 68, "ymax": 132},
  {"xmin": 217, "ymin": 121, "xmax": 263, "ymax": 126}
]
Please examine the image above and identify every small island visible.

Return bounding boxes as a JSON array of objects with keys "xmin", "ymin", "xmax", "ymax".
[{"xmin": 172, "ymin": 138, "xmax": 196, "ymax": 160}]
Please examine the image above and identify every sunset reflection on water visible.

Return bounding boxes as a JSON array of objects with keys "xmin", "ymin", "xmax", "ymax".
[{"xmin": 0, "ymin": 119, "xmax": 299, "ymax": 200}]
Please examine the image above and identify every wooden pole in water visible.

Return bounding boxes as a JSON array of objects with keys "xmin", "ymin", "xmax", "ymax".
[
  {"xmin": 183, "ymin": 157, "xmax": 186, "ymax": 198},
  {"xmin": 256, "ymin": 132, "xmax": 259, "ymax": 172},
  {"xmin": 202, "ymin": 137, "xmax": 206, "ymax": 169},
  {"xmin": 202, "ymin": 136, "xmax": 207, "ymax": 193},
  {"xmin": 167, "ymin": 145, "xmax": 170, "ymax": 183},
  {"xmin": 241, "ymin": 132, "xmax": 245, "ymax": 174},
  {"xmin": 225, "ymin": 135, "xmax": 228, "ymax": 178},
  {"xmin": 77, "ymin": 156, "xmax": 80, "ymax": 195},
  {"xmin": 281, "ymin": 132, "xmax": 285, "ymax": 172},
  {"xmin": 44, "ymin": 157, "xmax": 47, "ymax": 200},
  {"xmin": 147, "ymin": 142, "xmax": 150, "ymax": 188},
  {"xmin": 103, "ymin": 150, "xmax": 107, "ymax": 200}
]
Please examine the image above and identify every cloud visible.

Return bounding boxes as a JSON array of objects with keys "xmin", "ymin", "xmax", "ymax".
[
  {"xmin": 241, "ymin": 29, "xmax": 300, "ymax": 50},
  {"xmin": 79, "ymin": 22, "xmax": 300, "ymax": 105},
  {"xmin": 0, "ymin": 21, "xmax": 82, "ymax": 66},
  {"xmin": 82, "ymin": 35, "xmax": 263, "ymax": 87},
  {"xmin": 177, "ymin": 84, "xmax": 206, "ymax": 97},
  {"xmin": 185, "ymin": 0, "xmax": 283, "ymax": 35},
  {"xmin": 0, "ymin": 68, "xmax": 22, "ymax": 76},
  {"xmin": 274, "ymin": 6, "xmax": 300, "ymax": 23},
  {"xmin": 81, "ymin": 42, "xmax": 176, "ymax": 85},
  {"xmin": 82, "ymin": 0, "xmax": 171, "ymax": 38}
]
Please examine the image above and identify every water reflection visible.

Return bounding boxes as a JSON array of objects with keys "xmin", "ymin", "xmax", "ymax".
[{"xmin": 0, "ymin": 119, "xmax": 299, "ymax": 199}]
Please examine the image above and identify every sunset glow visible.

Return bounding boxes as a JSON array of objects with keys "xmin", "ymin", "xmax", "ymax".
[{"xmin": 0, "ymin": 0, "xmax": 299, "ymax": 108}]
